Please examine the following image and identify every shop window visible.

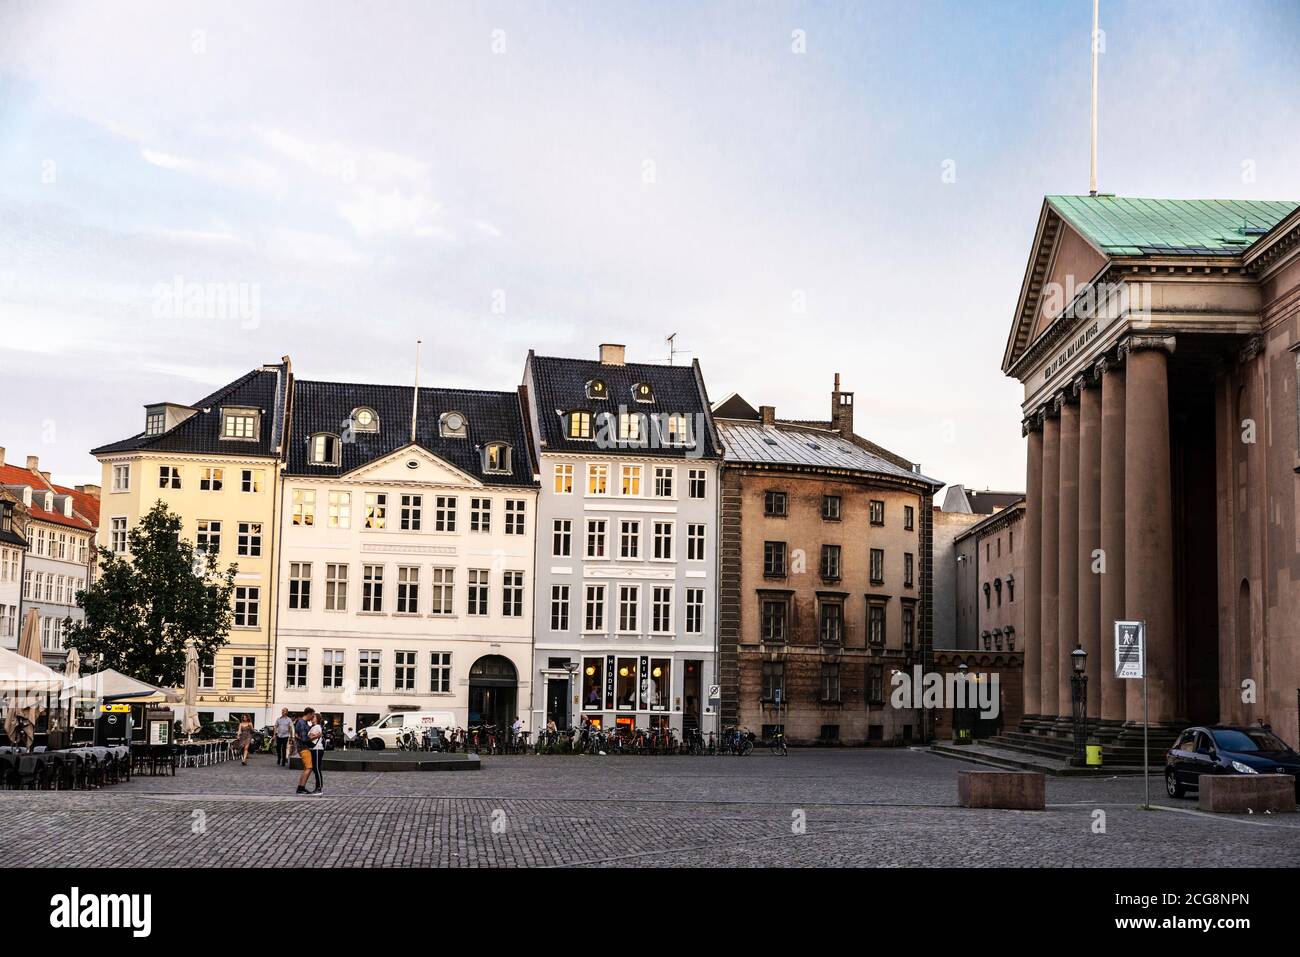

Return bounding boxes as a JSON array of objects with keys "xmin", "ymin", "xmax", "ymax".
[
  {"xmin": 582, "ymin": 658, "xmax": 604, "ymax": 711},
  {"xmin": 615, "ymin": 658, "xmax": 637, "ymax": 710}
]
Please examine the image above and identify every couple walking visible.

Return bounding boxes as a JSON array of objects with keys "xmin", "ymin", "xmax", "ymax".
[{"xmin": 275, "ymin": 706, "xmax": 326, "ymax": 796}]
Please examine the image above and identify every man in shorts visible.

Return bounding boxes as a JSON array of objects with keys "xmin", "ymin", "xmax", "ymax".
[{"xmin": 294, "ymin": 707, "xmax": 317, "ymax": 795}]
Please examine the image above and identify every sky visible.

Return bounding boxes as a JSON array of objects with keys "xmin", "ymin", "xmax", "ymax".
[{"xmin": 2, "ymin": 0, "xmax": 1299, "ymax": 491}]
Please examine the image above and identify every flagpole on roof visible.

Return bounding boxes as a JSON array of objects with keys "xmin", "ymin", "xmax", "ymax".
[
  {"xmin": 411, "ymin": 339, "xmax": 422, "ymax": 443},
  {"xmin": 1089, "ymin": 0, "xmax": 1100, "ymax": 196}
]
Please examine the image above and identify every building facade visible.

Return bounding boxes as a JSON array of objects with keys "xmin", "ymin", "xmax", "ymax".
[
  {"xmin": 932, "ymin": 486, "xmax": 1022, "ymax": 650},
  {"xmin": 522, "ymin": 345, "xmax": 722, "ymax": 737},
  {"xmin": 715, "ymin": 381, "xmax": 942, "ymax": 746},
  {"xmin": 0, "ymin": 452, "xmax": 98, "ymax": 668},
  {"xmin": 92, "ymin": 360, "xmax": 292, "ymax": 722},
  {"xmin": 1004, "ymin": 195, "xmax": 1300, "ymax": 745},
  {"xmin": 0, "ymin": 474, "xmax": 29, "ymax": 650},
  {"xmin": 274, "ymin": 380, "xmax": 538, "ymax": 735}
]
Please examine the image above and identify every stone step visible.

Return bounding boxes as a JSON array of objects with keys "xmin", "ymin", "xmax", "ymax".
[{"xmin": 929, "ymin": 742, "xmax": 1160, "ymax": 776}]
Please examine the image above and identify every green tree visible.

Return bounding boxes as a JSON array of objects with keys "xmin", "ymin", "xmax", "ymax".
[{"xmin": 65, "ymin": 501, "xmax": 237, "ymax": 688}]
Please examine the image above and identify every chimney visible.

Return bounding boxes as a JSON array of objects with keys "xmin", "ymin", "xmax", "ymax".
[
  {"xmin": 759, "ymin": 405, "xmax": 776, "ymax": 426},
  {"xmin": 41, "ymin": 471, "xmax": 52, "ymax": 484},
  {"xmin": 0, "ymin": 446, "xmax": 5, "ymax": 467},
  {"xmin": 76, "ymin": 484, "xmax": 101, "ymax": 499},
  {"xmin": 26, "ymin": 455, "xmax": 39, "ymax": 472},
  {"xmin": 831, "ymin": 373, "xmax": 854, "ymax": 436},
  {"xmin": 599, "ymin": 343, "xmax": 626, "ymax": 366}
]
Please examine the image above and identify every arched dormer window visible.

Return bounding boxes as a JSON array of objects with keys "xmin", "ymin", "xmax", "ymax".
[
  {"xmin": 617, "ymin": 410, "xmax": 644, "ymax": 443},
  {"xmin": 982, "ymin": 581, "xmax": 991, "ymax": 610},
  {"xmin": 43, "ymin": 492, "xmax": 54, "ymax": 511},
  {"xmin": 994, "ymin": 578, "xmax": 1002, "ymax": 606},
  {"xmin": 350, "ymin": 407, "xmax": 379, "ymax": 433},
  {"xmin": 440, "ymin": 411, "xmax": 468, "ymax": 438},
  {"xmin": 566, "ymin": 410, "xmax": 592, "ymax": 439},
  {"xmin": 310, "ymin": 433, "xmax": 340, "ymax": 465},
  {"xmin": 585, "ymin": 379, "xmax": 608, "ymax": 400},
  {"xmin": 483, "ymin": 442, "xmax": 512, "ymax": 474},
  {"xmin": 632, "ymin": 382, "xmax": 654, "ymax": 403}
]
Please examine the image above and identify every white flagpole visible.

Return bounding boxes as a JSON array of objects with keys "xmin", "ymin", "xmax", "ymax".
[{"xmin": 411, "ymin": 339, "xmax": 422, "ymax": 443}]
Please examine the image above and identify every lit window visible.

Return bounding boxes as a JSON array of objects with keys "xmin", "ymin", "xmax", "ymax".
[
  {"xmin": 585, "ymin": 379, "xmax": 608, "ymax": 400},
  {"xmin": 310, "ymin": 433, "xmax": 339, "ymax": 465},
  {"xmin": 221, "ymin": 408, "xmax": 259, "ymax": 440},
  {"xmin": 553, "ymin": 464, "xmax": 573, "ymax": 494},
  {"xmin": 484, "ymin": 442, "xmax": 511, "ymax": 474},
  {"xmin": 292, "ymin": 489, "xmax": 316, "ymax": 526},
  {"xmin": 567, "ymin": 411, "xmax": 592, "ymax": 439},
  {"xmin": 587, "ymin": 463, "xmax": 609, "ymax": 495},
  {"xmin": 620, "ymin": 464, "xmax": 642, "ymax": 496},
  {"xmin": 200, "ymin": 467, "xmax": 224, "ymax": 491},
  {"xmin": 631, "ymin": 382, "xmax": 654, "ymax": 403}
]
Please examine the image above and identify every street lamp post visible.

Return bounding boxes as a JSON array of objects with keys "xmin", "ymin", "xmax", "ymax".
[
  {"xmin": 563, "ymin": 660, "xmax": 579, "ymax": 730},
  {"xmin": 1070, "ymin": 645, "xmax": 1088, "ymax": 766},
  {"xmin": 953, "ymin": 661, "xmax": 971, "ymax": 745}
]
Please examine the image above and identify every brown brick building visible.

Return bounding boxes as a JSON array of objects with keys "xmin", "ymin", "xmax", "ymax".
[{"xmin": 714, "ymin": 379, "xmax": 942, "ymax": 746}]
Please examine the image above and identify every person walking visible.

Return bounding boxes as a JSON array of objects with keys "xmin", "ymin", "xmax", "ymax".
[
  {"xmin": 309, "ymin": 713, "xmax": 326, "ymax": 795},
  {"xmin": 236, "ymin": 713, "xmax": 254, "ymax": 766},
  {"xmin": 294, "ymin": 707, "xmax": 316, "ymax": 795},
  {"xmin": 273, "ymin": 708, "xmax": 293, "ymax": 766}
]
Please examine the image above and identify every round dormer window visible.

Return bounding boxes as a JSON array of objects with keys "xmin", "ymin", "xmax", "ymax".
[
  {"xmin": 406, "ymin": 459, "xmax": 419, "ymax": 470},
  {"xmin": 445, "ymin": 412, "xmax": 464, "ymax": 431}
]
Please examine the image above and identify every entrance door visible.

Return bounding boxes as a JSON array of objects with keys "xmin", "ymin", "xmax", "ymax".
[
  {"xmin": 468, "ymin": 655, "xmax": 518, "ymax": 730},
  {"xmin": 683, "ymin": 659, "xmax": 702, "ymax": 734},
  {"xmin": 546, "ymin": 678, "xmax": 570, "ymax": 728}
]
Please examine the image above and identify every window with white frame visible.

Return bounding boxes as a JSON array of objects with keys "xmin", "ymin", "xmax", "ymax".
[
  {"xmin": 470, "ymin": 497, "xmax": 491, "ymax": 532},
  {"xmin": 394, "ymin": 650, "xmax": 416, "ymax": 691},
  {"xmin": 292, "ymin": 488, "xmax": 316, "ymax": 526},
  {"xmin": 553, "ymin": 463, "xmax": 573, "ymax": 494},
  {"xmin": 110, "ymin": 517, "xmax": 128, "ymax": 553},
  {"xmin": 400, "ymin": 494, "xmax": 422, "ymax": 531},
  {"xmin": 158, "ymin": 465, "xmax": 181, "ymax": 489},
  {"xmin": 362, "ymin": 564, "xmax": 384, "ymax": 612},
  {"xmin": 237, "ymin": 522, "xmax": 262, "ymax": 557},
  {"xmin": 653, "ymin": 466, "xmax": 674, "ymax": 497},
  {"xmin": 322, "ymin": 649, "xmax": 344, "ymax": 688},
  {"xmin": 618, "ymin": 411, "xmax": 643, "ymax": 443},
  {"xmin": 688, "ymin": 468, "xmax": 706, "ymax": 499},
  {"xmin": 687, "ymin": 523, "xmax": 706, "ymax": 561},
  {"xmin": 145, "ymin": 409, "xmax": 165, "ymax": 435},
  {"xmin": 484, "ymin": 442, "xmax": 511, "ymax": 473},
  {"xmin": 196, "ymin": 520, "xmax": 222, "ymax": 557},
  {"xmin": 358, "ymin": 650, "xmax": 380, "ymax": 690},
  {"xmin": 328, "ymin": 490, "xmax": 351, "ymax": 528},
  {"xmin": 653, "ymin": 521, "xmax": 673, "ymax": 560},
  {"xmin": 685, "ymin": 587, "xmax": 704, "ymax": 634},
  {"xmin": 619, "ymin": 519, "xmax": 640, "ymax": 559},
  {"xmin": 325, "ymin": 563, "xmax": 348, "ymax": 611},
  {"xmin": 617, "ymin": 584, "xmax": 640, "ymax": 633},
  {"xmin": 434, "ymin": 496, "xmax": 456, "ymax": 532},
  {"xmin": 585, "ymin": 518, "xmax": 607, "ymax": 559},
  {"xmin": 584, "ymin": 583, "xmax": 606, "ymax": 632},
  {"xmin": 286, "ymin": 648, "xmax": 308, "ymax": 689},
  {"xmin": 505, "ymin": 499, "xmax": 525, "ymax": 535},
  {"xmin": 430, "ymin": 652, "xmax": 452, "ymax": 693},
  {"xmin": 396, "ymin": 566, "xmax": 420, "ymax": 614},
  {"xmin": 200, "ymin": 467, "xmax": 224, "ymax": 491},
  {"xmin": 430, "ymin": 567, "xmax": 455, "ymax": 615},
  {"xmin": 231, "ymin": 655, "xmax": 257, "ymax": 689},
  {"xmin": 364, "ymin": 492, "xmax": 386, "ymax": 529},
  {"xmin": 310, "ymin": 433, "xmax": 339, "ymax": 465},
  {"xmin": 502, "ymin": 570, "xmax": 524, "ymax": 617},
  {"xmin": 112, "ymin": 463, "xmax": 130, "ymax": 492},
  {"xmin": 651, "ymin": 585, "xmax": 672, "ymax": 633},
  {"xmin": 234, "ymin": 586, "xmax": 260, "ymax": 627},
  {"xmin": 467, "ymin": 569, "xmax": 489, "ymax": 616},
  {"xmin": 241, "ymin": 469, "xmax": 264, "ymax": 493},
  {"xmin": 22, "ymin": 570, "xmax": 32, "ymax": 599},
  {"xmin": 221, "ymin": 408, "xmax": 260, "ymax": 440},
  {"xmin": 550, "ymin": 584, "xmax": 570, "ymax": 631},
  {"xmin": 288, "ymin": 562, "xmax": 311, "ymax": 610},
  {"xmin": 587, "ymin": 463, "xmax": 609, "ymax": 495},
  {"xmin": 620, "ymin": 464, "xmax": 642, "ymax": 495},
  {"xmin": 199, "ymin": 661, "xmax": 214, "ymax": 689},
  {"xmin": 663, "ymin": 412, "xmax": 691, "ymax": 446},
  {"xmin": 552, "ymin": 518, "xmax": 572, "ymax": 557},
  {"xmin": 567, "ymin": 411, "xmax": 592, "ymax": 439}
]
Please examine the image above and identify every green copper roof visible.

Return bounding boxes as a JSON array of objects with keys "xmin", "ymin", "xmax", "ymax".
[{"xmin": 1045, "ymin": 195, "xmax": 1298, "ymax": 257}]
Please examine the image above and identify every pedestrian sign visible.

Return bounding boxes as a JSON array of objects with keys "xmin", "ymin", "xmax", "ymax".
[{"xmin": 1114, "ymin": 620, "xmax": 1145, "ymax": 679}]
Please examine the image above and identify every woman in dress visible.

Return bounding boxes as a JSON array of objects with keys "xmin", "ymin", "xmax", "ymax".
[{"xmin": 236, "ymin": 714, "xmax": 254, "ymax": 766}]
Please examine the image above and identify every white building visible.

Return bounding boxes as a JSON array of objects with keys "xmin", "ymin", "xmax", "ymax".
[{"xmin": 273, "ymin": 379, "xmax": 538, "ymax": 737}]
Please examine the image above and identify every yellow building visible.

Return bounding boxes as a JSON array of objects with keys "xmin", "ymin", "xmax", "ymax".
[{"xmin": 91, "ymin": 359, "xmax": 292, "ymax": 723}]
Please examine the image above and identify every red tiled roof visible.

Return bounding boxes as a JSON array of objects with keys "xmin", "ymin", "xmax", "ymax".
[{"xmin": 0, "ymin": 464, "xmax": 97, "ymax": 532}]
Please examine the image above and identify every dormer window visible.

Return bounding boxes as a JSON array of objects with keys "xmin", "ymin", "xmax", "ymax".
[
  {"xmin": 586, "ymin": 379, "xmax": 608, "ymax": 400},
  {"xmin": 44, "ymin": 492, "xmax": 53, "ymax": 511},
  {"xmin": 351, "ymin": 407, "xmax": 379, "ymax": 433},
  {"xmin": 484, "ymin": 442, "xmax": 512, "ymax": 474},
  {"xmin": 567, "ymin": 411, "xmax": 592, "ymax": 439},
  {"xmin": 310, "ymin": 433, "xmax": 340, "ymax": 465},
  {"xmin": 440, "ymin": 411, "xmax": 468, "ymax": 439},
  {"xmin": 145, "ymin": 409, "xmax": 165, "ymax": 435},
  {"xmin": 220, "ymin": 407, "xmax": 260, "ymax": 441},
  {"xmin": 618, "ymin": 411, "xmax": 643, "ymax": 442},
  {"xmin": 632, "ymin": 382, "xmax": 654, "ymax": 403},
  {"xmin": 661, "ymin": 412, "xmax": 691, "ymax": 446}
]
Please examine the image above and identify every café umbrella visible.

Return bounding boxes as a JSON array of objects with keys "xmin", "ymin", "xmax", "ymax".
[{"xmin": 182, "ymin": 641, "xmax": 201, "ymax": 736}]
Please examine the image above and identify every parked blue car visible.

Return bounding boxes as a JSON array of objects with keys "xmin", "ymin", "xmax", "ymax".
[{"xmin": 1165, "ymin": 725, "xmax": 1300, "ymax": 799}]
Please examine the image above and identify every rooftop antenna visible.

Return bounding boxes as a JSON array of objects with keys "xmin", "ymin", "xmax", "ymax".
[
  {"xmin": 410, "ymin": 339, "xmax": 422, "ymax": 443},
  {"xmin": 1089, "ymin": 0, "xmax": 1100, "ymax": 196},
  {"xmin": 667, "ymin": 332, "xmax": 678, "ymax": 365}
]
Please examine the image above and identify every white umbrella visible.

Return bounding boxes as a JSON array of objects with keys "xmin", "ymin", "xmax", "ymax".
[
  {"xmin": 182, "ymin": 641, "xmax": 201, "ymax": 736},
  {"xmin": 15, "ymin": 608, "xmax": 41, "ymax": 665}
]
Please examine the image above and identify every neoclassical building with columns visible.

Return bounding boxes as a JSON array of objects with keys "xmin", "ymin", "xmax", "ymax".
[{"xmin": 1004, "ymin": 195, "xmax": 1300, "ymax": 746}]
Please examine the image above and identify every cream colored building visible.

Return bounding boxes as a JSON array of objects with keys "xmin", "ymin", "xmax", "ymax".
[{"xmin": 91, "ymin": 360, "xmax": 292, "ymax": 722}]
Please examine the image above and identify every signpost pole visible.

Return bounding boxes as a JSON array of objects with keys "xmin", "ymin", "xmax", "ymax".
[{"xmin": 1143, "ymin": 648, "xmax": 1150, "ymax": 811}]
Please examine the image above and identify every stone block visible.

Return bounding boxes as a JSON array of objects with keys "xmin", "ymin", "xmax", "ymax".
[
  {"xmin": 957, "ymin": 770, "xmax": 1045, "ymax": 810},
  {"xmin": 1198, "ymin": 774, "xmax": 1295, "ymax": 814}
]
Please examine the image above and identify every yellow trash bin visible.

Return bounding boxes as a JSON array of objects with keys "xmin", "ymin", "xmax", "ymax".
[{"xmin": 1086, "ymin": 742, "xmax": 1103, "ymax": 766}]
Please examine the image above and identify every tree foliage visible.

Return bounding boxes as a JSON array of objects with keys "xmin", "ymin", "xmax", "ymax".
[{"xmin": 65, "ymin": 501, "xmax": 237, "ymax": 688}]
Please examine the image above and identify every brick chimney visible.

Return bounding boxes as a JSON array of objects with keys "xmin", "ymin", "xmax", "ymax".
[
  {"xmin": 759, "ymin": 405, "xmax": 776, "ymax": 426},
  {"xmin": 26, "ymin": 454, "xmax": 39, "ymax": 472},
  {"xmin": 76, "ymin": 484, "xmax": 102, "ymax": 499},
  {"xmin": 599, "ymin": 343, "xmax": 626, "ymax": 366},
  {"xmin": 0, "ymin": 447, "xmax": 5, "ymax": 467},
  {"xmin": 831, "ymin": 373, "xmax": 854, "ymax": 436}
]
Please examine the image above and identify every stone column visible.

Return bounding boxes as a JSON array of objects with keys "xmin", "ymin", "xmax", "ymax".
[
  {"xmin": 1120, "ymin": 335, "xmax": 1180, "ymax": 735},
  {"xmin": 1055, "ymin": 392, "xmax": 1080, "ymax": 734},
  {"xmin": 1076, "ymin": 373, "xmax": 1102, "ymax": 724},
  {"xmin": 1038, "ymin": 406, "xmax": 1061, "ymax": 726},
  {"xmin": 1097, "ymin": 355, "xmax": 1126, "ymax": 738},
  {"xmin": 1021, "ymin": 415, "xmax": 1044, "ymax": 729}
]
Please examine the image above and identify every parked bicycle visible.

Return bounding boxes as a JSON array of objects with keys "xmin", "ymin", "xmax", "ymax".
[{"xmin": 768, "ymin": 729, "xmax": 788, "ymax": 756}]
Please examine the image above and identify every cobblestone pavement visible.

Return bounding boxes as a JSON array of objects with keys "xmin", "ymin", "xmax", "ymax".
[{"xmin": 2, "ymin": 749, "xmax": 1298, "ymax": 867}]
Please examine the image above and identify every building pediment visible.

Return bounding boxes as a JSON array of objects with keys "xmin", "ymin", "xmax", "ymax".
[{"xmin": 341, "ymin": 443, "xmax": 484, "ymax": 488}]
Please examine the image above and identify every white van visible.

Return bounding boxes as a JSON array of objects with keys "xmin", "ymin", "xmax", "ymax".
[{"xmin": 363, "ymin": 711, "xmax": 455, "ymax": 749}]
